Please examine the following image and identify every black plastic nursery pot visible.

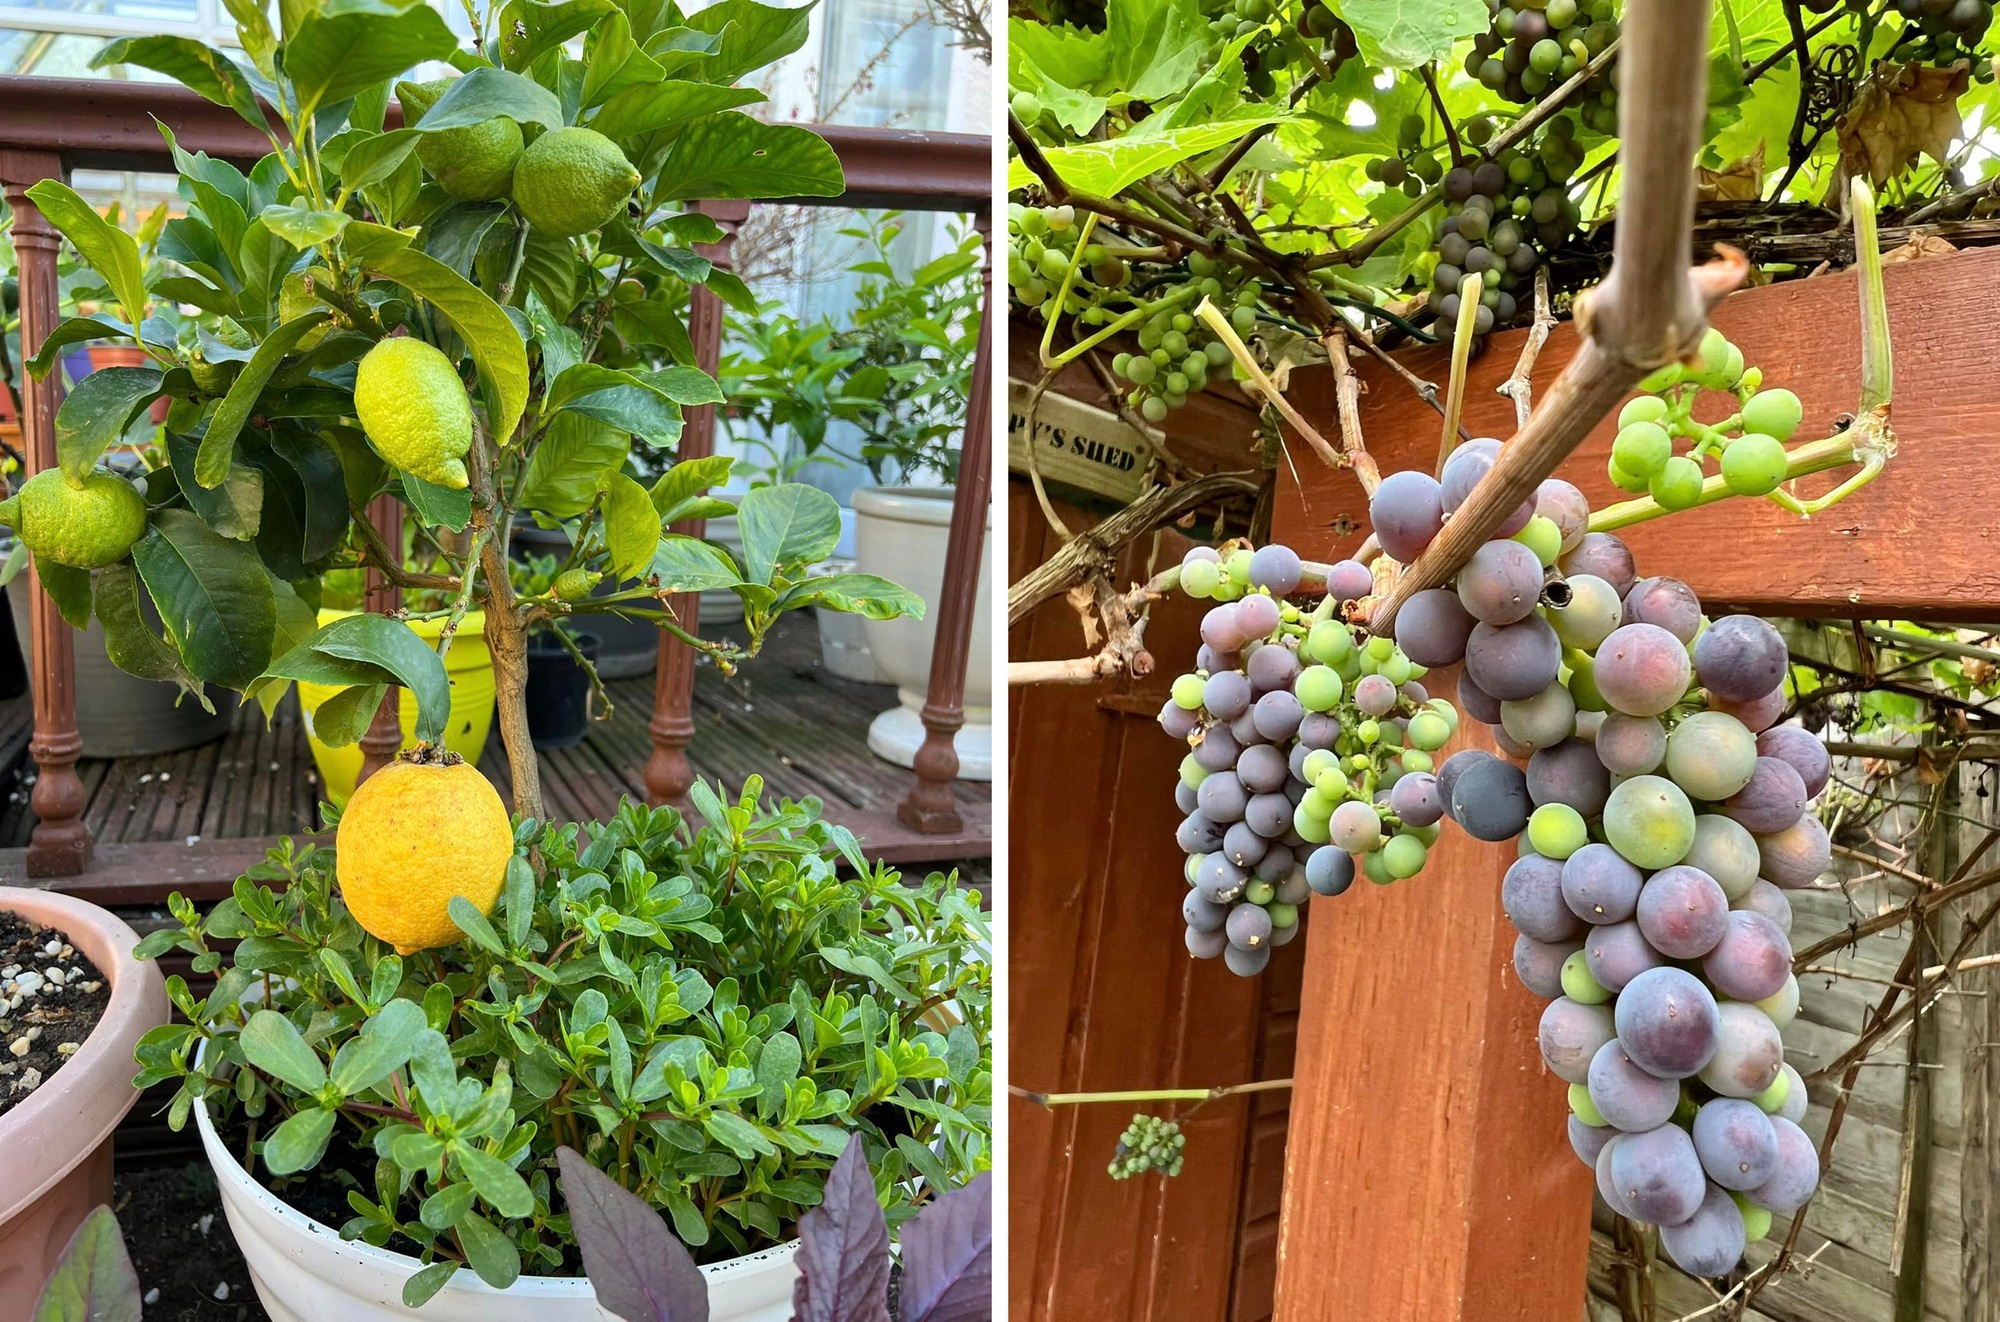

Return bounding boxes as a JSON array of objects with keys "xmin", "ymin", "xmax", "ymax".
[{"xmin": 526, "ymin": 630, "xmax": 599, "ymax": 750}]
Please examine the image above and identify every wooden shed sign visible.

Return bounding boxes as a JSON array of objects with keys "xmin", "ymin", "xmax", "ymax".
[{"xmin": 1007, "ymin": 378, "xmax": 1152, "ymax": 504}]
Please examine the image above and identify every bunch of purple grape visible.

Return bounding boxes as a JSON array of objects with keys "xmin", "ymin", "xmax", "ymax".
[
  {"xmin": 1161, "ymin": 543, "xmax": 1462, "ymax": 977},
  {"xmin": 1378, "ymin": 444, "xmax": 1827, "ymax": 1276}
]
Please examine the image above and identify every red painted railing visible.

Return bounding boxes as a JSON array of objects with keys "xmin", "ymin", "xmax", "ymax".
[{"xmin": 0, "ymin": 76, "xmax": 992, "ymax": 874}]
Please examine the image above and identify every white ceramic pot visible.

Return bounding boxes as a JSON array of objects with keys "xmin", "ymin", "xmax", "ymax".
[
  {"xmin": 194, "ymin": 1091, "xmax": 799, "ymax": 1321},
  {"xmin": 851, "ymin": 486, "xmax": 991, "ymax": 781}
]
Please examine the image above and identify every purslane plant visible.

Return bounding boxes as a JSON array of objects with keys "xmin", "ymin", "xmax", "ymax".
[{"xmin": 133, "ymin": 781, "xmax": 992, "ymax": 1306}]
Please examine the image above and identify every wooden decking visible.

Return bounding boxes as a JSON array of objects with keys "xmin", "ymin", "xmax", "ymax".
[{"xmin": 0, "ymin": 613, "xmax": 989, "ymax": 895}]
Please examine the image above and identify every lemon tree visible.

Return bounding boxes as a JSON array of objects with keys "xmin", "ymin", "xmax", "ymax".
[{"xmin": 12, "ymin": 0, "xmax": 926, "ymax": 821}]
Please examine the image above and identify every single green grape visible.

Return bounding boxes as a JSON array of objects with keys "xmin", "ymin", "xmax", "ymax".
[
  {"xmin": 1648, "ymin": 455, "xmax": 1705, "ymax": 511},
  {"xmin": 1607, "ymin": 459, "xmax": 1651, "ymax": 495},
  {"xmin": 1171, "ymin": 673, "xmax": 1207, "ymax": 709},
  {"xmin": 1401, "ymin": 749, "xmax": 1434, "ymax": 773},
  {"xmin": 1560, "ymin": 951, "xmax": 1611, "ymax": 1005},
  {"xmin": 1297, "ymin": 665, "xmax": 1344, "ymax": 711},
  {"xmin": 1740, "ymin": 387, "xmax": 1802, "ymax": 442},
  {"xmin": 1383, "ymin": 832, "xmax": 1427, "ymax": 878},
  {"xmin": 1268, "ymin": 901, "xmax": 1299, "ymax": 929},
  {"xmin": 1301, "ymin": 748, "xmax": 1340, "ymax": 783},
  {"xmin": 1407, "ymin": 710, "xmax": 1452, "ymax": 751},
  {"xmin": 1244, "ymin": 879, "xmax": 1276, "ymax": 905},
  {"xmin": 1721, "ymin": 432, "xmax": 1788, "ymax": 496},
  {"xmin": 1361, "ymin": 848, "xmax": 1394, "ymax": 884},
  {"xmin": 1180, "ymin": 754, "xmax": 1208, "ymax": 789},
  {"xmin": 1512, "ymin": 515, "xmax": 1562, "ymax": 567},
  {"xmin": 1753, "ymin": 1068, "xmax": 1790, "ymax": 1115},
  {"xmin": 1183, "ymin": 558, "xmax": 1222, "ymax": 598},
  {"xmin": 1611, "ymin": 421, "xmax": 1672, "ymax": 477},
  {"xmin": 1226, "ymin": 548, "xmax": 1253, "ymax": 586},
  {"xmin": 1618, "ymin": 395, "xmax": 1670, "ymax": 429},
  {"xmin": 1307, "ymin": 619, "xmax": 1353, "ymax": 664},
  {"xmin": 1567, "ymin": 1081, "xmax": 1607, "ymax": 1128},
  {"xmin": 1527, "ymin": 802, "xmax": 1588, "ymax": 859},
  {"xmin": 1365, "ymin": 634, "xmax": 1395, "ymax": 662},
  {"xmin": 1142, "ymin": 396, "xmax": 1169, "ymax": 423}
]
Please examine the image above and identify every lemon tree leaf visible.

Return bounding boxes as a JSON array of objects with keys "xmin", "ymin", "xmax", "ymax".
[
  {"xmin": 649, "ymin": 454, "xmax": 734, "ymax": 520},
  {"xmin": 601, "ymin": 471, "xmax": 660, "ymax": 580},
  {"xmin": 773, "ymin": 572, "xmax": 924, "ymax": 621},
  {"xmin": 195, "ymin": 309, "xmax": 332, "ymax": 488},
  {"xmin": 515, "ymin": 414, "xmax": 629, "ymax": 517},
  {"xmin": 23, "ymin": 180, "xmax": 150, "ymax": 333},
  {"xmin": 93, "ymin": 563, "xmax": 212, "ymax": 710},
  {"xmin": 247, "ymin": 575, "xmax": 318, "ymax": 719},
  {"xmin": 313, "ymin": 683, "xmax": 388, "ymax": 746},
  {"xmin": 417, "ymin": 65, "xmax": 566, "ymax": 131},
  {"xmin": 167, "ymin": 432, "xmax": 264, "ymax": 541},
  {"xmin": 260, "ymin": 204, "xmax": 351, "ymax": 248},
  {"xmin": 735, "ymin": 483, "xmax": 841, "ymax": 585},
  {"xmin": 267, "ymin": 613, "xmax": 453, "ymax": 743},
  {"xmin": 34, "ymin": 561, "xmax": 93, "ymax": 629},
  {"xmin": 93, "ymin": 35, "xmax": 265, "ymax": 127},
  {"xmin": 655, "ymin": 113, "xmax": 844, "ymax": 201},
  {"xmin": 401, "ymin": 474, "xmax": 474, "ymax": 530},
  {"xmin": 286, "ymin": 0, "xmax": 459, "ymax": 118},
  {"xmin": 339, "ymin": 129, "xmax": 421, "ymax": 192},
  {"xmin": 364, "ymin": 247, "xmax": 529, "ymax": 443},
  {"xmin": 588, "ymin": 80, "xmax": 763, "ymax": 142},
  {"xmin": 677, "ymin": 0, "xmax": 813, "ymax": 83},
  {"xmin": 54, "ymin": 367, "xmax": 165, "ymax": 483},
  {"xmin": 651, "ymin": 535, "xmax": 743, "ymax": 592},
  {"xmin": 24, "ymin": 314, "xmax": 133, "ymax": 378},
  {"xmin": 131, "ymin": 509, "xmax": 277, "ymax": 690},
  {"xmin": 496, "ymin": 0, "xmax": 619, "ymax": 70}
]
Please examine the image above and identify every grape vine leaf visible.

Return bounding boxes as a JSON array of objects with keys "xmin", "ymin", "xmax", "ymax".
[
  {"xmin": 1337, "ymin": 0, "xmax": 1489, "ymax": 70},
  {"xmin": 1006, "ymin": 108, "xmax": 1294, "ymax": 196},
  {"xmin": 1838, "ymin": 62, "xmax": 1969, "ymax": 187},
  {"xmin": 1006, "ymin": 0, "xmax": 1205, "ymax": 103}
]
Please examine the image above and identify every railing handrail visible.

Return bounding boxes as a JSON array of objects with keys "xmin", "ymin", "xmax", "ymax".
[{"xmin": 0, "ymin": 75, "xmax": 989, "ymax": 212}]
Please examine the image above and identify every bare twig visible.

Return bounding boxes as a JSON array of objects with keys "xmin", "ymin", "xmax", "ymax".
[
  {"xmin": 1365, "ymin": 1, "xmax": 1737, "ymax": 635},
  {"xmin": 1323, "ymin": 324, "xmax": 1381, "ymax": 497},
  {"xmin": 1496, "ymin": 267, "xmax": 1556, "ymax": 429}
]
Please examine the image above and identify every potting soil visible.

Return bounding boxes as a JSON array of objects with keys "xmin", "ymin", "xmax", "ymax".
[{"xmin": 0, "ymin": 910, "xmax": 110, "ymax": 1119}]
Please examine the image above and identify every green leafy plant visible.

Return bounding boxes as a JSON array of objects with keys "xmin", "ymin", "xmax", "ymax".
[
  {"xmin": 5, "ymin": 0, "xmax": 924, "ymax": 819},
  {"xmin": 720, "ymin": 212, "xmax": 982, "ymax": 487},
  {"xmin": 133, "ymin": 779, "xmax": 992, "ymax": 1305}
]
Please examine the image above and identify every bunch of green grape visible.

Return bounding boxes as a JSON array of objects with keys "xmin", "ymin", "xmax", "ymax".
[
  {"xmin": 1467, "ymin": 0, "xmax": 1622, "ymax": 130},
  {"xmin": 1420, "ymin": 115, "xmax": 1589, "ymax": 336},
  {"xmin": 1163, "ymin": 545, "xmax": 1462, "ymax": 977},
  {"xmin": 1606, "ymin": 329, "xmax": 1805, "ymax": 509},
  {"xmin": 1110, "ymin": 1114, "xmax": 1188, "ymax": 1179},
  {"xmin": 1892, "ymin": 0, "xmax": 1994, "ymax": 66}
]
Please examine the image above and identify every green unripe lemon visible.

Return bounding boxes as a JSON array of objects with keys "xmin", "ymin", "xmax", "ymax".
[
  {"xmin": 13, "ymin": 468, "xmax": 147, "ymax": 569},
  {"xmin": 401, "ymin": 78, "xmax": 524, "ymax": 201},
  {"xmin": 511, "ymin": 127, "xmax": 641, "ymax": 238},
  {"xmin": 353, "ymin": 337, "xmax": 474, "ymax": 490}
]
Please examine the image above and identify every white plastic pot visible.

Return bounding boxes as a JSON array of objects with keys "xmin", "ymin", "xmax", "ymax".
[
  {"xmin": 851, "ymin": 486, "xmax": 991, "ymax": 781},
  {"xmin": 194, "ymin": 1090, "xmax": 799, "ymax": 1321}
]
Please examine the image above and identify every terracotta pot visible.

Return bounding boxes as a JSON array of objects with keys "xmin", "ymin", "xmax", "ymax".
[
  {"xmin": 84, "ymin": 345, "xmax": 170, "ymax": 424},
  {"xmin": 0, "ymin": 888, "xmax": 167, "ymax": 1318}
]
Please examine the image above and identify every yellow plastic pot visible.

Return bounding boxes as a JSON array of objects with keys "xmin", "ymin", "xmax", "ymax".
[{"xmin": 297, "ymin": 609, "xmax": 496, "ymax": 806}]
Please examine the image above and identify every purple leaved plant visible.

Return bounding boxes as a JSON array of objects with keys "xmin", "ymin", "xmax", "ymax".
[{"xmin": 559, "ymin": 1138, "xmax": 991, "ymax": 1322}]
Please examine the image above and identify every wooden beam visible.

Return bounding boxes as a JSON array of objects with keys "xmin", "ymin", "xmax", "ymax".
[
  {"xmin": 0, "ymin": 834, "xmax": 298, "ymax": 903},
  {"xmin": 1267, "ymin": 710, "xmax": 1593, "ymax": 1320},
  {"xmin": 1278, "ymin": 244, "xmax": 2000, "ymax": 621},
  {"xmin": 0, "ymin": 76, "xmax": 989, "ymax": 211}
]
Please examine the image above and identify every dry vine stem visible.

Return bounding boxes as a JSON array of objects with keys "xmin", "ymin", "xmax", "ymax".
[{"xmin": 1366, "ymin": 0, "xmax": 1742, "ymax": 636}]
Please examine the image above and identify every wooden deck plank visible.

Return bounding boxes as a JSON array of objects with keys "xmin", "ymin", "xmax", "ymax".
[{"xmin": 0, "ymin": 613, "xmax": 988, "ymax": 864}]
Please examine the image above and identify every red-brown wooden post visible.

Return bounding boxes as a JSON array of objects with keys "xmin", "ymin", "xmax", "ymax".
[
  {"xmin": 645, "ymin": 199, "xmax": 751, "ymax": 806},
  {"xmin": 895, "ymin": 210, "xmax": 993, "ymax": 834},
  {"xmin": 356, "ymin": 493, "xmax": 405, "ymax": 786},
  {"xmin": 2, "ymin": 149, "xmax": 92, "ymax": 877}
]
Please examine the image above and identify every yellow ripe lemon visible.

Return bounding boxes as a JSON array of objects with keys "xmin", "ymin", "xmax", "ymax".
[
  {"xmin": 353, "ymin": 336, "xmax": 474, "ymax": 490},
  {"xmin": 336, "ymin": 757, "xmax": 512, "ymax": 955},
  {"xmin": 13, "ymin": 468, "xmax": 147, "ymax": 569}
]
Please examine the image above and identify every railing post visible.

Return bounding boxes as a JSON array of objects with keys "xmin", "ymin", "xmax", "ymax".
[
  {"xmin": 895, "ymin": 209, "xmax": 992, "ymax": 834},
  {"xmin": 1, "ymin": 149, "xmax": 92, "ymax": 877},
  {"xmin": 356, "ymin": 493, "xmax": 404, "ymax": 786},
  {"xmin": 646, "ymin": 199, "xmax": 751, "ymax": 806}
]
